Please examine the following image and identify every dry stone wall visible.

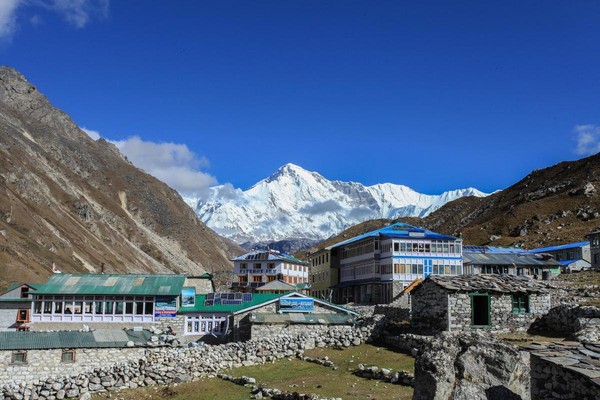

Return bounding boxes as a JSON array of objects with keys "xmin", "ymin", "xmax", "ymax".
[{"xmin": 0, "ymin": 316, "xmax": 386, "ymax": 400}]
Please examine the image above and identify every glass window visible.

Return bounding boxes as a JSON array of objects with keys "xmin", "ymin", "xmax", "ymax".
[
  {"xmin": 135, "ymin": 302, "xmax": 144, "ymax": 315},
  {"xmin": 34, "ymin": 301, "xmax": 42, "ymax": 314},
  {"xmin": 11, "ymin": 351, "xmax": 27, "ymax": 364},
  {"xmin": 84, "ymin": 302, "xmax": 93, "ymax": 314},
  {"xmin": 43, "ymin": 301, "xmax": 53, "ymax": 314},
  {"xmin": 61, "ymin": 350, "xmax": 75, "ymax": 363},
  {"xmin": 73, "ymin": 302, "xmax": 82, "ymax": 314},
  {"xmin": 144, "ymin": 302, "xmax": 154, "ymax": 315},
  {"xmin": 512, "ymin": 294, "xmax": 530, "ymax": 314},
  {"xmin": 105, "ymin": 301, "xmax": 114, "ymax": 314},
  {"xmin": 115, "ymin": 302, "xmax": 124, "ymax": 314}
]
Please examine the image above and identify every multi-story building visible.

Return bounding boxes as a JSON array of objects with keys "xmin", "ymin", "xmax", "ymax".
[
  {"xmin": 463, "ymin": 246, "xmax": 561, "ymax": 278},
  {"xmin": 331, "ymin": 222, "xmax": 463, "ymax": 304},
  {"xmin": 231, "ymin": 250, "xmax": 309, "ymax": 292},
  {"xmin": 528, "ymin": 241, "xmax": 591, "ymax": 272},
  {"xmin": 585, "ymin": 231, "xmax": 600, "ymax": 268},
  {"xmin": 307, "ymin": 247, "xmax": 338, "ymax": 301}
]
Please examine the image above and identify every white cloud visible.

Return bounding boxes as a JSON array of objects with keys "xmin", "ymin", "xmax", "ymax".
[
  {"xmin": 110, "ymin": 135, "xmax": 218, "ymax": 198},
  {"xmin": 0, "ymin": 0, "xmax": 22, "ymax": 41},
  {"xmin": 49, "ymin": 0, "xmax": 108, "ymax": 29},
  {"xmin": 574, "ymin": 124, "xmax": 600, "ymax": 156},
  {"xmin": 81, "ymin": 126, "xmax": 100, "ymax": 140},
  {"xmin": 0, "ymin": 0, "xmax": 107, "ymax": 41}
]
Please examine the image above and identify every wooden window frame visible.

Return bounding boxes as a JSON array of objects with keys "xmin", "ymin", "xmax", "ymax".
[
  {"xmin": 11, "ymin": 351, "xmax": 27, "ymax": 364},
  {"xmin": 512, "ymin": 293, "xmax": 530, "ymax": 314}
]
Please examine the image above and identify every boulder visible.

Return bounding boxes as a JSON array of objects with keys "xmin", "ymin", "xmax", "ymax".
[{"xmin": 413, "ymin": 331, "xmax": 529, "ymax": 400}]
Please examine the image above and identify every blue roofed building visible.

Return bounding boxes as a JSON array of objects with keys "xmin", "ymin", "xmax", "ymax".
[
  {"xmin": 330, "ymin": 222, "xmax": 463, "ymax": 304},
  {"xmin": 527, "ymin": 241, "xmax": 591, "ymax": 272}
]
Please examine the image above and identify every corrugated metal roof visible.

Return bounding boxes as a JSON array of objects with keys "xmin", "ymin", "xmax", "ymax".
[
  {"xmin": 252, "ymin": 313, "xmax": 355, "ymax": 325},
  {"xmin": 528, "ymin": 241, "xmax": 590, "ymax": 254},
  {"xmin": 232, "ymin": 250, "xmax": 308, "ymax": 265},
  {"xmin": 331, "ymin": 222, "xmax": 459, "ymax": 249},
  {"xmin": 33, "ymin": 274, "xmax": 186, "ymax": 296},
  {"xmin": 0, "ymin": 329, "xmax": 153, "ymax": 350},
  {"xmin": 178, "ymin": 293, "xmax": 284, "ymax": 314},
  {"xmin": 463, "ymin": 253, "xmax": 561, "ymax": 267},
  {"xmin": 463, "ymin": 246, "xmax": 525, "ymax": 254}
]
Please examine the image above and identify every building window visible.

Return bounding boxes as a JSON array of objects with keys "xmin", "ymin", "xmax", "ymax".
[
  {"xmin": 253, "ymin": 263, "xmax": 261, "ymax": 269},
  {"xmin": 268, "ymin": 263, "xmax": 275, "ymax": 269},
  {"xmin": 61, "ymin": 350, "xmax": 76, "ymax": 363},
  {"xmin": 512, "ymin": 293, "xmax": 530, "ymax": 314},
  {"xmin": 11, "ymin": 351, "xmax": 27, "ymax": 364},
  {"xmin": 20, "ymin": 287, "xmax": 29, "ymax": 298},
  {"xmin": 240, "ymin": 263, "xmax": 247, "ymax": 269},
  {"xmin": 16, "ymin": 309, "xmax": 30, "ymax": 323},
  {"xmin": 470, "ymin": 293, "xmax": 491, "ymax": 327},
  {"xmin": 252, "ymin": 275, "xmax": 262, "ymax": 283}
]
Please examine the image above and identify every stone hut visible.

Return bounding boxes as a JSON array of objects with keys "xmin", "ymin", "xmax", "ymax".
[
  {"xmin": 411, "ymin": 274, "xmax": 550, "ymax": 333},
  {"xmin": 526, "ymin": 341, "xmax": 600, "ymax": 400}
]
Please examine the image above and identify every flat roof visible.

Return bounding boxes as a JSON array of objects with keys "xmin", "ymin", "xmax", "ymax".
[
  {"xmin": 463, "ymin": 252, "xmax": 561, "ymax": 267},
  {"xmin": 33, "ymin": 274, "xmax": 186, "ymax": 296},
  {"xmin": 528, "ymin": 241, "xmax": 590, "ymax": 254}
]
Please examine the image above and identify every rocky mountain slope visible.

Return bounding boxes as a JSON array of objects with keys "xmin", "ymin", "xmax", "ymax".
[
  {"xmin": 423, "ymin": 153, "xmax": 600, "ymax": 248},
  {"xmin": 0, "ymin": 67, "xmax": 243, "ymax": 290},
  {"xmin": 192, "ymin": 163, "xmax": 488, "ymax": 244},
  {"xmin": 307, "ymin": 153, "xmax": 600, "ymax": 252}
]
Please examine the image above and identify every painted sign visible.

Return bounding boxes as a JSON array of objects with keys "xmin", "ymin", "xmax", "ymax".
[
  {"xmin": 279, "ymin": 297, "xmax": 314, "ymax": 313},
  {"xmin": 181, "ymin": 287, "xmax": 196, "ymax": 307},
  {"xmin": 155, "ymin": 296, "xmax": 177, "ymax": 318}
]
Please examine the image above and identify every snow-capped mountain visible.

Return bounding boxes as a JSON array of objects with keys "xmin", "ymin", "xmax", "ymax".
[{"xmin": 191, "ymin": 163, "xmax": 489, "ymax": 243}]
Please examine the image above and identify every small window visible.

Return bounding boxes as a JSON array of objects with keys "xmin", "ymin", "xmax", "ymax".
[
  {"xmin": 61, "ymin": 349, "xmax": 76, "ymax": 363},
  {"xmin": 20, "ymin": 287, "xmax": 29, "ymax": 298},
  {"xmin": 512, "ymin": 293, "xmax": 530, "ymax": 314},
  {"xmin": 11, "ymin": 351, "xmax": 27, "ymax": 364},
  {"xmin": 16, "ymin": 309, "xmax": 30, "ymax": 323},
  {"xmin": 393, "ymin": 243, "xmax": 399, "ymax": 252}
]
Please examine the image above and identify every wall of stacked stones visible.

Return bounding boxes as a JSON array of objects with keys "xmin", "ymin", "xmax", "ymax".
[
  {"xmin": 410, "ymin": 282, "xmax": 448, "ymax": 334},
  {"xmin": 251, "ymin": 324, "xmax": 355, "ymax": 341},
  {"xmin": 530, "ymin": 304, "xmax": 600, "ymax": 334},
  {"xmin": 530, "ymin": 354, "xmax": 600, "ymax": 400},
  {"xmin": 0, "ymin": 347, "xmax": 146, "ymax": 388},
  {"xmin": 0, "ymin": 317, "xmax": 385, "ymax": 400}
]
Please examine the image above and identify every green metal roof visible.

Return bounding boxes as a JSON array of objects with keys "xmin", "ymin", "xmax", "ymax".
[
  {"xmin": 2, "ymin": 283, "xmax": 39, "ymax": 295},
  {"xmin": 33, "ymin": 274, "xmax": 186, "ymax": 296},
  {"xmin": 0, "ymin": 329, "xmax": 153, "ymax": 350},
  {"xmin": 178, "ymin": 293, "xmax": 285, "ymax": 314},
  {"xmin": 0, "ymin": 298, "xmax": 32, "ymax": 303}
]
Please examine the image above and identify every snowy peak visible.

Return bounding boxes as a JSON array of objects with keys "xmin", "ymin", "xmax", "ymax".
[{"xmin": 193, "ymin": 164, "xmax": 490, "ymax": 243}]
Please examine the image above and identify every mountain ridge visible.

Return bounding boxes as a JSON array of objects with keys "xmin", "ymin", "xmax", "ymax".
[
  {"xmin": 0, "ymin": 66, "xmax": 243, "ymax": 290},
  {"xmin": 192, "ymin": 162, "xmax": 488, "ymax": 243}
]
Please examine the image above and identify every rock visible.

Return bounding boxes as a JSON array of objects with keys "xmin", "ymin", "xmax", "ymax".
[
  {"xmin": 78, "ymin": 393, "xmax": 91, "ymax": 400},
  {"xmin": 413, "ymin": 331, "xmax": 528, "ymax": 400}
]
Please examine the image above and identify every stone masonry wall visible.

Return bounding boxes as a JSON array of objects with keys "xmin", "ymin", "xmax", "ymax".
[
  {"xmin": 251, "ymin": 324, "xmax": 354, "ymax": 340},
  {"xmin": 411, "ymin": 281, "xmax": 448, "ymax": 334},
  {"xmin": 530, "ymin": 354, "xmax": 600, "ymax": 400},
  {"xmin": 0, "ymin": 315, "xmax": 386, "ymax": 400},
  {"xmin": 0, "ymin": 347, "xmax": 146, "ymax": 385}
]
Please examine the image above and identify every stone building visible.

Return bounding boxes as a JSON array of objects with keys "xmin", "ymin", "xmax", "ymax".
[
  {"xmin": 528, "ymin": 341, "xmax": 600, "ymax": 400},
  {"xmin": 411, "ymin": 274, "xmax": 550, "ymax": 333},
  {"xmin": 0, "ymin": 329, "xmax": 153, "ymax": 385},
  {"xmin": 177, "ymin": 291, "xmax": 359, "ymax": 342}
]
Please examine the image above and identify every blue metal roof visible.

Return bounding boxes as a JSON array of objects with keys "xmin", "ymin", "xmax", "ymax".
[
  {"xmin": 331, "ymin": 222, "xmax": 459, "ymax": 249},
  {"xmin": 528, "ymin": 241, "xmax": 590, "ymax": 254}
]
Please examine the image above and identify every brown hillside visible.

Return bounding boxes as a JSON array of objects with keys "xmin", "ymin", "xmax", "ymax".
[
  {"xmin": 0, "ymin": 67, "xmax": 243, "ymax": 291},
  {"xmin": 423, "ymin": 154, "xmax": 600, "ymax": 247}
]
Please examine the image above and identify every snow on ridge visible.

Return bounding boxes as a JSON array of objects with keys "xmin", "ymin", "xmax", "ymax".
[{"xmin": 192, "ymin": 164, "xmax": 490, "ymax": 243}]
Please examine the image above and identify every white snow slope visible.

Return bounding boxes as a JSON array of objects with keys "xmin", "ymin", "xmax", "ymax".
[{"xmin": 192, "ymin": 163, "xmax": 488, "ymax": 243}]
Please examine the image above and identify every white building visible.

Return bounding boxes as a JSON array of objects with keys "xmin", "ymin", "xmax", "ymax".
[
  {"xmin": 331, "ymin": 222, "xmax": 463, "ymax": 304},
  {"xmin": 231, "ymin": 250, "xmax": 309, "ymax": 292}
]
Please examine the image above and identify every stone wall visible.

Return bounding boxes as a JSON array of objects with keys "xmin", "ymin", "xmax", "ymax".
[
  {"xmin": 251, "ymin": 324, "xmax": 355, "ymax": 341},
  {"xmin": 530, "ymin": 353, "xmax": 600, "ymax": 400},
  {"xmin": 529, "ymin": 304, "xmax": 600, "ymax": 335},
  {"xmin": 411, "ymin": 281, "xmax": 449, "ymax": 333},
  {"xmin": 0, "ymin": 347, "xmax": 146, "ymax": 385},
  {"xmin": 0, "ymin": 316, "xmax": 385, "ymax": 400}
]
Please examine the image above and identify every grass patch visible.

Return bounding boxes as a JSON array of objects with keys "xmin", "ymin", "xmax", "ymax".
[
  {"xmin": 227, "ymin": 344, "xmax": 414, "ymax": 399},
  {"xmin": 91, "ymin": 344, "xmax": 414, "ymax": 400},
  {"xmin": 91, "ymin": 377, "xmax": 252, "ymax": 400},
  {"xmin": 556, "ymin": 270, "xmax": 600, "ymax": 286}
]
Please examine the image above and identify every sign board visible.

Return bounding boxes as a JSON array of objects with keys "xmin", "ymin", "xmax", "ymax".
[
  {"xmin": 279, "ymin": 297, "xmax": 314, "ymax": 313},
  {"xmin": 181, "ymin": 287, "xmax": 196, "ymax": 307},
  {"xmin": 155, "ymin": 296, "xmax": 177, "ymax": 318}
]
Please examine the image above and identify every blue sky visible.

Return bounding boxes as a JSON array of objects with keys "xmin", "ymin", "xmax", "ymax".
[{"xmin": 2, "ymin": 1, "xmax": 600, "ymax": 197}]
